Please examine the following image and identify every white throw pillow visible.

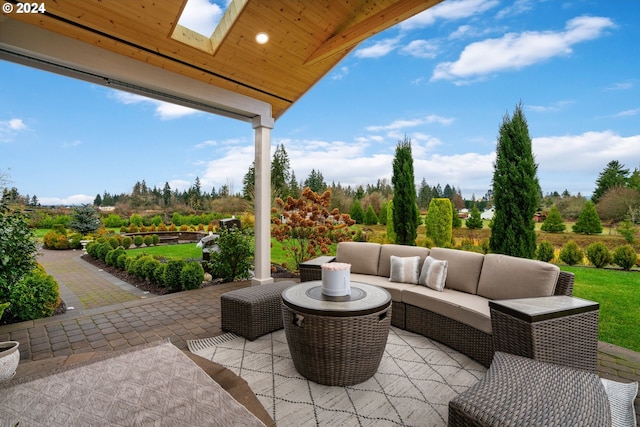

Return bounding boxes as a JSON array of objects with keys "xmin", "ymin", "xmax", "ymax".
[
  {"xmin": 419, "ymin": 256, "xmax": 448, "ymax": 291},
  {"xmin": 389, "ymin": 255, "xmax": 420, "ymax": 284}
]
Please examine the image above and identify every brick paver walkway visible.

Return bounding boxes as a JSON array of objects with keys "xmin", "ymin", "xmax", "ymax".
[{"xmin": 1, "ymin": 248, "xmax": 637, "ymax": 422}]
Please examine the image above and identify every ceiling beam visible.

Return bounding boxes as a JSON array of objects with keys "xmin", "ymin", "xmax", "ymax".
[{"xmin": 305, "ymin": 0, "xmax": 443, "ymax": 66}]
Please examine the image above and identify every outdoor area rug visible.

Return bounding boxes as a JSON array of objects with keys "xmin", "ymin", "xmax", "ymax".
[
  {"xmin": 0, "ymin": 339, "xmax": 264, "ymax": 426},
  {"xmin": 188, "ymin": 327, "xmax": 487, "ymax": 426}
]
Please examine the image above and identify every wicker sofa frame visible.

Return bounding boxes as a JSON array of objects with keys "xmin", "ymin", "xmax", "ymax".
[{"xmin": 300, "ymin": 254, "xmax": 574, "ymax": 367}]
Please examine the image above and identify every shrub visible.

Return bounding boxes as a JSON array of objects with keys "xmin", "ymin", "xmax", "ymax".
[
  {"xmin": 116, "ymin": 252, "xmax": 129, "ymax": 270},
  {"xmin": 613, "ymin": 245, "xmax": 637, "ymax": 271},
  {"xmin": 108, "ymin": 236, "xmax": 120, "ymax": 249},
  {"xmin": 43, "ymin": 230, "xmax": 70, "ymax": 249},
  {"xmin": 121, "ymin": 236, "xmax": 132, "ymax": 249},
  {"xmin": 68, "ymin": 233, "xmax": 83, "ymax": 250},
  {"xmin": 103, "ymin": 213, "xmax": 124, "ymax": 228},
  {"xmin": 363, "ymin": 205, "xmax": 379, "ymax": 225},
  {"xmin": 465, "ymin": 205, "xmax": 483, "ymax": 229},
  {"xmin": 9, "ymin": 266, "xmax": 60, "ymax": 321},
  {"xmin": 572, "ymin": 201, "xmax": 603, "ymax": 234},
  {"xmin": 86, "ymin": 241, "xmax": 100, "ymax": 258},
  {"xmin": 151, "ymin": 234, "xmax": 159, "ymax": 245},
  {"xmin": 96, "ymin": 242, "xmax": 113, "ymax": 261},
  {"xmin": 0, "ymin": 202, "xmax": 38, "ymax": 301},
  {"xmin": 142, "ymin": 257, "xmax": 161, "ymax": 281},
  {"xmin": 133, "ymin": 235, "xmax": 144, "ymax": 247},
  {"xmin": 106, "ymin": 246, "xmax": 126, "ymax": 267},
  {"xmin": 180, "ymin": 262, "xmax": 204, "ymax": 290},
  {"xmin": 540, "ymin": 206, "xmax": 566, "ymax": 233},
  {"xmin": 536, "ymin": 240, "xmax": 555, "ymax": 263},
  {"xmin": 165, "ymin": 259, "xmax": 187, "ymax": 291},
  {"xmin": 143, "ymin": 235, "xmax": 153, "ymax": 246},
  {"xmin": 209, "ymin": 227, "xmax": 253, "ymax": 282},
  {"xmin": 559, "ymin": 240, "xmax": 584, "ymax": 266},
  {"xmin": 154, "ymin": 263, "xmax": 167, "ymax": 286},
  {"xmin": 69, "ymin": 204, "xmax": 100, "ymax": 235},
  {"xmin": 425, "ymin": 198, "xmax": 453, "ymax": 247},
  {"xmin": 585, "ymin": 242, "xmax": 611, "ymax": 268}
]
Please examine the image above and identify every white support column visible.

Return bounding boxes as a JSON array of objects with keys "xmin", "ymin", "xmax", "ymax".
[{"xmin": 252, "ymin": 115, "xmax": 275, "ymax": 285}]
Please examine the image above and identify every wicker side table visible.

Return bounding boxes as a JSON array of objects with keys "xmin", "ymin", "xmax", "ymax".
[
  {"xmin": 490, "ymin": 296, "xmax": 599, "ymax": 372},
  {"xmin": 282, "ymin": 282, "xmax": 391, "ymax": 386}
]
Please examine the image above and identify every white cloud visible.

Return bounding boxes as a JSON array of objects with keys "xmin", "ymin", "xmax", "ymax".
[
  {"xmin": 400, "ymin": 0, "xmax": 500, "ymax": 31},
  {"xmin": 111, "ymin": 91, "xmax": 199, "ymax": 119},
  {"xmin": 62, "ymin": 140, "xmax": 82, "ymax": 148},
  {"xmin": 0, "ymin": 118, "xmax": 27, "ymax": 142},
  {"xmin": 613, "ymin": 108, "xmax": 640, "ymax": 117},
  {"xmin": 496, "ymin": 0, "xmax": 534, "ymax": 19},
  {"xmin": 604, "ymin": 82, "xmax": 633, "ymax": 91},
  {"xmin": 332, "ymin": 66, "xmax": 349, "ymax": 80},
  {"xmin": 39, "ymin": 194, "xmax": 94, "ymax": 206},
  {"xmin": 366, "ymin": 115, "xmax": 454, "ymax": 131},
  {"xmin": 177, "ymin": 0, "xmax": 225, "ymax": 36},
  {"xmin": 355, "ymin": 38, "xmax": 400, "ymax": 59},
  {"xmin": 527, "ymin": 100, "xmax": 574, "ymax": 113},
  {"xmin": 432, "ymin": 16, "xmax": 615, "ymax": 83},
  {"xmin": 400, "ymin": 40, "xmax": 439, "ymax": 58}
]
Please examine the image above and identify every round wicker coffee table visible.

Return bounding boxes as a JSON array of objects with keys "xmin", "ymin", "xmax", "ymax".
[{"xmin": 281, "ymin": 281, "xmax": 392, "ymax": 386}]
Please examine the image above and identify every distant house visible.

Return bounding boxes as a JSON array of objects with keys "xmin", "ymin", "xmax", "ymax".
[
  {"xmin": 458, "ymin": 208, "xmax": 469, "ymax": 219},
  {"xmin": 98, "ymin": 206, "xmax": 116, "ymax": 212},
  {"xmin": 480, "ymin": 207, "xmax": 495, "ymax": 220},
  {"xmin": 533, "ymin": 212, "xmax": 547, "ymax": 222}
]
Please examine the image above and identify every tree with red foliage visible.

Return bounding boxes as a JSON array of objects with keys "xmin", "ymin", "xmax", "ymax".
[{"xmin": 272, "ymin": 187, "xmax": 355, "ymax": 271}]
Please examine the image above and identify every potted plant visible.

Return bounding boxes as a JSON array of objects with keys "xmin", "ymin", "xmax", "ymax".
[{"xmin": 0, "ymin": 302, "xmax": 20, "ymax": 382}]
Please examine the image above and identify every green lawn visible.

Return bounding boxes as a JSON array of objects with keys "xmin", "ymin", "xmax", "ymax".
[{"xmin": 561, "ymin": 265, "xmax": 640, "ymax": 352}]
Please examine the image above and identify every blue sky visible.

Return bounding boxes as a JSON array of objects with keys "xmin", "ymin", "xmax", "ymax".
[{"xmin": 1, "ymin": 0, "xmax": 639, "ymax": 205}]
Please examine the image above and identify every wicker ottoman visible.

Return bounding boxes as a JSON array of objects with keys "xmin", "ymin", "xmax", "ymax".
[
  {"xmin": 221, "ymin": 281, "xmax": 296, "ymax": 341},
  {"xmin": 449, "ymin": 352, "xmax": 611, "ymax": 426}
]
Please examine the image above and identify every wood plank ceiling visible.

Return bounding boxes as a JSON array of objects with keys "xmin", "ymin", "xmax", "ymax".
[{"xmin": 4, "ymin": 0, "xmax": 442, "ymax": 119}]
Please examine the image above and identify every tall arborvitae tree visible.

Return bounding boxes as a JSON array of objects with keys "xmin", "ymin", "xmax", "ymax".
[
  {"xmin": 489, "ymin": 102, "xmax": 540, "ymax": 258},
  {"xmin": 391, "ymin": 136, "xmax": 418, "ymax": 245}
]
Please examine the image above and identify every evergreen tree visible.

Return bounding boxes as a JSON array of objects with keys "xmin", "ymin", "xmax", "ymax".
[
  {"xmin": 386, "ymin": 200, "xmax": 395, "ymax": 241},
  {"xmin": 271, "ymin": 144, "xmax": 291, "ymax": 198},
  {"xmin": 592, "ymin": 160, "xmax": 629, "ymax": 204},
  {"xmin": 69, "ymin": 204, "xmax": 101, "ymax": 235},
  {"xmin": 572, "ymin": 201, "xmax": 603, "ymax": 234},
  {"xmin": 242, "ymin": 161, "xmax": 255, "ymax": 199},
  {"xmin": 363, "ymin": 205, "xmax": 379, "ymax": 225},
  {"xmin": 451, "ymin": 203, "xmax": 462, "ymax": 228},
  {"xmin": 304, "ymin": 169, "xmax": 327, "ymax": 193},
  {"xmin": 288, "ymin": 171, "xmax": 301, "ymax": 198},
  {"xmin": 391, "ymin": 136, "xmax": 418, "ymax": 245},
  {"xmin": 94, "ymin": 193, "xmax": 102, "ymax": 206},
  {"xmin": 162, "ymin": 182, "xmax": 172, "ymax": 206},
  {"xmin": 417, "ymin": 178, "xmax": 432, "ymax": 209},
  {"xmin": 425, "ymin": 198, "xmax": 453, "ymax": 247},
  {"xmin": 349, "ymin": 199, "xmax": 364, "ymax": 223},
  {"xmin": 489, "ymin": 102, "xmax": 540, "ymax": 259},
  {"xmin": 540, "ymin": 206, "xmax": 566, "ymax": 233},
  {"xmin": 379, "ymin": 201, "xmax": 388, "ymax": 226},
  {"xmin": 466, "ymin": 205, "xmax": 483, "ymax": 229}
]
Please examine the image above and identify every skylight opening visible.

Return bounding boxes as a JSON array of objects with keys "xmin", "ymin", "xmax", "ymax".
[{"xmin": 177, "ymin": 0, "xmax": 231, "ymax": 37}]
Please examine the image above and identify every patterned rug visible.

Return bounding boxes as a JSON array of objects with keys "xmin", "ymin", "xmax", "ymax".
[
  {"xmin": 188, "ymin": 327, "xmax": 487, "ymax": 426},
  {"xmin": 0, "ymin": 340, "xmax": 264, "ymax": 426}
]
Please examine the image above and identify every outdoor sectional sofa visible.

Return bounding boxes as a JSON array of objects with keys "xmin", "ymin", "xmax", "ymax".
[{"xmin": 300, "ymin": 242, "xmax": 574, "ymax": 367}]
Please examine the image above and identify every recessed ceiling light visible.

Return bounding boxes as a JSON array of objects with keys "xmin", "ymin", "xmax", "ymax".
[{"xmin": 256, "ymin": 32, "xmax": 269, "ymax": 44}]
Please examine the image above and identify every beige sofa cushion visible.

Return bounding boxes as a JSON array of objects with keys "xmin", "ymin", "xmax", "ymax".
[
  {"xmin": 377, "ymin": 244, "xmax": 430, "ymax": 277},
  {"xmin": 351, "ymin": 273, "xmax": 416, "ymax": 302},
  {"xmin": 429, "ymin": 247, "xmax": 484, "ymax": 294},
  {"xmin": 402, "ymin": 286, "xmax": 492, "ymax": 334},
  {"xmin": 476, "ymin": 254, "xmax": 560, "ymax": 300},
  {"xmin": 336, "ymin": 242, "xmax": 381, "ymax": 275}
]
